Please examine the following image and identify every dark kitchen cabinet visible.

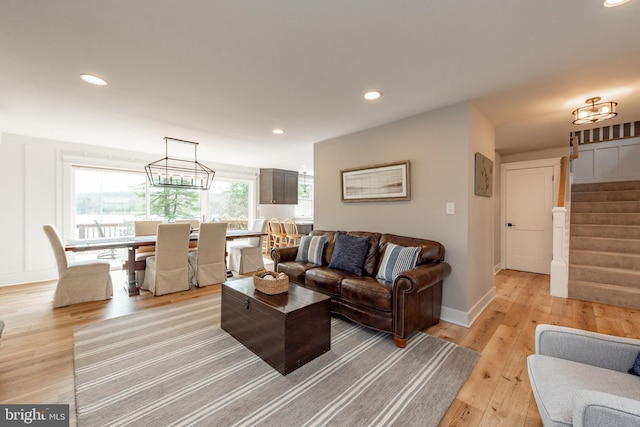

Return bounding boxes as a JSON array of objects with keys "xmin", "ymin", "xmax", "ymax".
[{"xmin": 260, "ymin": 169, "xmax": 298, "ymax": 204}]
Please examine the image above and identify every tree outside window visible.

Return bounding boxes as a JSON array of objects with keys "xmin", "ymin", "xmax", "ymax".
[{"xmin": 147, "ymin": 186, "xmax": 201, "ymax": 222}]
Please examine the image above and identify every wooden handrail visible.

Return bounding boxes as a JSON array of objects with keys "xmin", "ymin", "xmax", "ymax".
[{"xmin": 557, "ymin": 156, "xmax": 568, "ymax": 208}]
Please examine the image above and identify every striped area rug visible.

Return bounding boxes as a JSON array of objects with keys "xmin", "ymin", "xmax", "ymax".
[{"xmin": 73, "ymin": 295, "xmax": 479, "ymax": 427}]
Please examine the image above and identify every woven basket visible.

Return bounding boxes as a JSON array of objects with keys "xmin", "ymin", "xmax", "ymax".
[{"xmin": 253, "ymin": 269, "xmax": 289, "ymax": 295}]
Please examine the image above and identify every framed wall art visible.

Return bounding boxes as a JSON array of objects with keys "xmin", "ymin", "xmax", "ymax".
[
  {"xmin": 474, "ymin": 152, "xmax": 493, "ymax": 197},
  {"xmin": 341, "ymin": 160, "xmax": 410, "ymax": 202}
]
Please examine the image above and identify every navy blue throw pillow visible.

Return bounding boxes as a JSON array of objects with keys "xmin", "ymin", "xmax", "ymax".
[
  {"xmin": 629, "ymin": 351, "xmax": 640, "ymax": 376},
  {"xmin": 328, "ymin": 232, "xmax": 371, "ymax": 276}
]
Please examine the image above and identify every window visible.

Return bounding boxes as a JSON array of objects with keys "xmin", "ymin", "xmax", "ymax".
[
  {"xmin": 294, "ymin": 176, "xmax": 313, "ymax": 219},
  {"xmin": 73, "ymin": 166, "xmax": 255, "ymax": 243},
  {"xmin": 208, "ymin": 180, "xmax": 249, "ymax": 230},
  {"xmin": 74, "ymin": 167, "xmax": 146, "ymax": 239}
]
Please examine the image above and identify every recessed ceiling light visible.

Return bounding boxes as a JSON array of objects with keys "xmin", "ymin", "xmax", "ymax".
[
  {"xmin": 603, "ymin": 0, "xmax": 631, "ymax": 7},
  {"xmin": 80, "ymin": 74, "xmax": 107, "ymax": 86},
  {"xmin": 364, "ymin": 91, "xmax": 382, "ymax": 101},
  {"xmin": 272, "ymin": 129, "xmax": 285, "ymax": 135}
]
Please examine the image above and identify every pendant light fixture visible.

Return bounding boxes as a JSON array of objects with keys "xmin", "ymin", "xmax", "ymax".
[
  {"xmin": 572, "ymin": 97, "xmax": 618, "ymax": 125},
  {"xmin": 144, "ymin": 137, "xmax": 215, "ymax": 190},
  {"xmin": 301, "ymin": 171, "xmax": 308, "ymax": 198}
]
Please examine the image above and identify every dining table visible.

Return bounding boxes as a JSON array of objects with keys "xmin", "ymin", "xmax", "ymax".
[{"xmin": 65, "ymin": 229, "xmax": 267, "ymax": 296}]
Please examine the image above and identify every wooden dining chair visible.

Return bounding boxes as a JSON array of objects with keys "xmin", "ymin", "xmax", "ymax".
[
  {"xmin": 283, "ymin": 218, "xmax": 302, "ymax": 246},
  {"xmin": 43, "ymin": 224, "xmax": 113, "ymax": 307},
  {"xmin": 267, "ymin": 218, "xmax": 287, "ymax": 251},
  {"xmin": 141, "ymin": 223, "xmax": 191, "ymax": 296}
]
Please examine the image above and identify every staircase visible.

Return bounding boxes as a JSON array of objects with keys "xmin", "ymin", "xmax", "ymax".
[{"xmin": 569, "ymin": 180, "xmax": 640, "ymax": 309}]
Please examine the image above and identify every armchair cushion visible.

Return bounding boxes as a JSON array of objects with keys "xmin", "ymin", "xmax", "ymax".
[{"xmin": 328, "ymin": 232, "xmax": 371, "ymax": 276}]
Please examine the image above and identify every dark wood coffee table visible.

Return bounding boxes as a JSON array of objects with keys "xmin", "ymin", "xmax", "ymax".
[{"xmin": 221, "ymin": 277, "xmax": 331, "ymax": 375}]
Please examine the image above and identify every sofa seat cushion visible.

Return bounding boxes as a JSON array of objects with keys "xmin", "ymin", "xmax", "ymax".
[
  {"xmin": 276, "ymin": 261, "xmax": 318, "ymax": 284},
  {"xmin": 527, "ymin": 354, "xmax": 640, "ymax": 427},
  {"xmin": 305, "ymin": 267, "xmax": 355, "ymax": 296},
  {"xmin": 341, "ymin": 277, "xmax": 393, "ymax": 312}
]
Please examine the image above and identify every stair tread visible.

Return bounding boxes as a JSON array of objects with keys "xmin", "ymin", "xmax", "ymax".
[
  {"xmin": 571, "ymin": 236, "xmax": 640, "ymax": 242},
  {"xmin": 569, "ymin": 263, "xmax": 640, "ymax": 275},
  {"xmin": 572, "ymin": 212, "xmax": 640, "ymax": 216},
  {"xmin": 571, "ymin": 249, "xmax": 640, "ymax": 257},
  {"xmin": 572, "ymin": 189, "xmax": 640, "ymax": 193},
  {"xmin": 569, "ymin": 279, "xmax": 640, "ymax": 293},
  {"xmin": 572, "ymin": 200, "xmax": 640, "ymax": 203}
]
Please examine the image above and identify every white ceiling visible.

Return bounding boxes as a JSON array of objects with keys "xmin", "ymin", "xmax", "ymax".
[{"xmin": 2, "ymin": 1, "xmax": 640, "ymax": 174}]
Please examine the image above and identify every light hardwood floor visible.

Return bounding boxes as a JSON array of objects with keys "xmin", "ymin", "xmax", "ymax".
[{"xmin": 1, "ymin": 269, "xmax": 638, "ymax": 426}]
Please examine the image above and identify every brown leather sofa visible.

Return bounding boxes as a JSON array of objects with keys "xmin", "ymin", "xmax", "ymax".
[{"xmin": 271, "ymin": 230, "xmax": 451, "ymax": 347}]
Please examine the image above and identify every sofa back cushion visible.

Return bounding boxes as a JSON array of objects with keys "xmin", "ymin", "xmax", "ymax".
[
  {"xmin": 309, "ymin": 230, "xmax": 336, "ymax": 265},
  {"xmin": 376, "ymin": 243, "xmax": 421, "ymax": 282},
  {"xmin": 310, "ymin": 231, "xmax": 381, "ymax": 276},
  {"xmin": 295, "ymin": 235, "xmax": 327, "ymax": 265},
  {"xmin": 328, "ymin": 232, "xmax": 372, "ymax": 276},
  {"xmin": 379, "ymin": 234, "xmax": 445, "ymax": 266}
]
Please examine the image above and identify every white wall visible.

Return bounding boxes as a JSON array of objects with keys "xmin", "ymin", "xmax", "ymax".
[
  {"xmin": 494, "ymin": 152, "xmax": 502, "ymax": 271},
  {"xmin": 501, "ymin": 146, "xmax": 567, "ymax": 164},
  {"xmin": 314, "ymin": 101, "xmax": 495, "ymax": 326},
  {"xmin": 572, "ymin": 137, "xmax": 640, "ymax": 183},
  {"xmin": 0, "ymin": 132, "xmax": 259, "ymax": 287},
  {"xmin": 467, "ymin": 104, "xmax": 497, "ymax": 321}
]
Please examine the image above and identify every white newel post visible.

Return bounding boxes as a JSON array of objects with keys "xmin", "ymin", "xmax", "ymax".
[{"xmin": 550, "ymin": 207, "xmax": 568, "ymax": 298}]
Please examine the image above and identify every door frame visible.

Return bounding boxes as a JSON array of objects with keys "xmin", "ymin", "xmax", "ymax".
[{"xmin": 500, "ymin": 157, "xmax": 561, "ymax": 272}]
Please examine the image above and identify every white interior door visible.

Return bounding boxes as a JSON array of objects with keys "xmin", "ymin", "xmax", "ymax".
[{"xmin": 505, "ymin": 166, "xmax": 553, "ymax": 274}]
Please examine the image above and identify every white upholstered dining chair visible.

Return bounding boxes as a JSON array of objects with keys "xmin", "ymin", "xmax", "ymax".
[
  {"xmin": 188, "ymin": 222, "xmax": 227, "ymax": 286},
  {"xmin": 228, "ymin": 218, "xmax": 267, "ymax": 275},
  {"xmin": 141, "ymin": 223, "xmax": 191, "ymax": 296},
  {"xmin": 43, "ymin": 224, "xmax": 113, "ymax": 307},
  {"xmin": 132, "ymin": 220, "xmax": 162, "ymax": 284},
  {"xmin": 176, "ymin": 219, "xmax": 200, "ymax": 252}
]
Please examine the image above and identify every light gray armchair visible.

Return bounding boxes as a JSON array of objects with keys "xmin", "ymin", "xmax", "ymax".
[{"xmin": 527, "ymin": 324, "xmax": 640, "ymax": 427}]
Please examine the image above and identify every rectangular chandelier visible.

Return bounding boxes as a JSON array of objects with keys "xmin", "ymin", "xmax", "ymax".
[{"xmin": 144, "ymin": 137, "xmax": 215, "ymax": 190}]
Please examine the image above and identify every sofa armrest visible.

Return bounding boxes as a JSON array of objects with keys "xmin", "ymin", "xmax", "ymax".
[
  {"xmin": 574, "ymin": 390, "xmax": 640, "ymax": 427},
  {"xmin": 393, "ymin": 262, "xmax": 451, "ymax": 294},
  {"xmin": 535, "ymin": 324, "xmax": 640, "ymax": 373},
  {"xmin": 271, "ymin": 246, "xmax": 299, "ymax": 265}
]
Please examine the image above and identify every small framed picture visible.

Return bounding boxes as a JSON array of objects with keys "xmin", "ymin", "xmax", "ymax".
[{"xmin": 474, "ymin": 152, "xmax": 493, "ymax": 197}]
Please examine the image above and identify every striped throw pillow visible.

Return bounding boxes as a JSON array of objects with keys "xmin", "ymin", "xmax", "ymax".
[
  {"xmin": 376, "ymin": 243, "xmax": 421, "ymax": 282},
  {"xmin": 295, "ymin": 235, "xmax": 327, "ymax": 265}
]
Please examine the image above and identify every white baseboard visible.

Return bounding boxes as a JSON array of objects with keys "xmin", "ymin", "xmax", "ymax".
[
  {"xmin": 494, "ymin": 263, "xmax": 502, "ymax": 275},
  {"xmin": 467, "ymin": 287, "xmax": 497, "ymax": 326},
  {"xmin": 440, "ymin": 286, "xmax": 497, "ymax": 328},
  {"xmin": 0, "ymin": 269, "xmax": 57, "ymax": 287},
  {"xmin": 440, "ymin": 307, "xmax": 470, "ymax": 327}
]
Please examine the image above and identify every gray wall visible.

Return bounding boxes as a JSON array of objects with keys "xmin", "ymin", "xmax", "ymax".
[{"xmin": 314, "ymin": 101, "xmax": 495, "ymax": 325}]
